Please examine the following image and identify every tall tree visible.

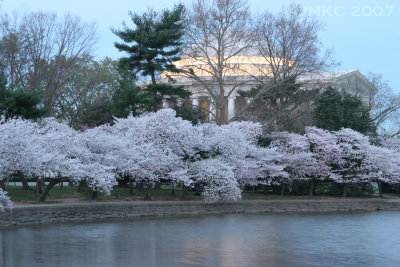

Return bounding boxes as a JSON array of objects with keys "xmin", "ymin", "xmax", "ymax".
[
  {"xmin": 313, "ymin": 87, "xmax": 376, "ymax": 135},
  {"xmin": 367, "ymin": 72, "xmax": 400, "ymax": 132},
  {"xmin": 54, "ymin": 57, "xmax": 120, "ymax": 127},
  {"xmin": 239, "ymin": 77, "xmax": 318, "ymax": 132},
  {"xmin": 233, "ymin": 4, "xmax": 336, "ymax": 122},
  {"xmin": 0, "ymin": 11, "xmax": 97, "ymax": 117},
  {"xmin": 180, "ymin": 0, "xmax": 253, "ymax": 125},
  {"xmin": 109, "ymin": 64, "xmax": 150, "ymax": 118},
  {"xmin": 178, "ymin": 2, "xmax": 334, "ymax": 125},
  {"xmin": 113, "ymin": 4, "xmax": 190, "ymax": 111}
]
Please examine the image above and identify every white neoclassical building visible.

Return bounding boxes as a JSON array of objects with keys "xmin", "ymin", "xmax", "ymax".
[{"xmin": 160, "ymin": 57, "xmax": 376, "ymax": 122}]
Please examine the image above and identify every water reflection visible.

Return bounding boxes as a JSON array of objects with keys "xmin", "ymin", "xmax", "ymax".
[{"xmin": 1, "ymin": 212, "xmax": 400, "ymax": 267}]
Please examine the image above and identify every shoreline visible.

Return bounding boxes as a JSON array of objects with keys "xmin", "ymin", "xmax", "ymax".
[{"xmin": 2, "ymin": 198, "xmax": 400, "ymax": 227}]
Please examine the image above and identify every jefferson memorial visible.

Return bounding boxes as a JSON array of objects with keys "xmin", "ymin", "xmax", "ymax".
[{"xmin": 159, "ymin": 53, "xmax": 375, "ymax": 122}]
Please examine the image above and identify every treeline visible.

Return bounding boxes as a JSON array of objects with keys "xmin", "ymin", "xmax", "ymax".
[
  {"xmin": 0, "ymin": 2, "xmax": 398, "ymax": 133},
  {"xmin": 1, "ymin": 109, "xmax": 400, "ymax": 212}
]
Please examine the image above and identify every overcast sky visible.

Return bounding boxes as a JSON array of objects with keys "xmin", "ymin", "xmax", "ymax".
[{"xmin": 1, "ymin": 0, "xmax": 399, "ymax": 90}]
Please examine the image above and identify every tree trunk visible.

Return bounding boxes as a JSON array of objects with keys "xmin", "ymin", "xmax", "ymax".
[
  {"xmin": 309, "ymin": 180, "xmax": 314, "ymax": 197},
  {"xmin": 38, "ymin": 179, "xmax": 43, "ymax": 193},
  {"xmin": 396, "ymin": 184, "xmax": 399, "ymax": 194},
  {"xmin": 92, "ymin": 190, "xmax": 98, "ymax": 199},
  {"xmin": 194, "ymin": 183, "xmax": 201, "ymax": 195},
  {"xmin": 154, "ymin": 182, "xmax": 162, "ymax": 190},
  {"xmin": 0, "ymin": 180, "xmax": 6, "ymax": 191},
  {"xmin": 182, "ymin": 185, "xmax": 189, "ymax": 195},
  {"xmin": 69, "ymin": 181, "xmax": 74, "ymax": 187},
  {"xmin": 129, "ymin": 181, "xmax": 134, "ymax": 196},
  {"xmin": 144, "ymin": 183, "xmax": 152, "ymax": 200},
  {"xmin": 216, "ymin": 94, "xmax": 227, "ymax": 125},
  {"xmin": 114, "ymin": 186, "xmax": 119, "ymax": 199},
  {"xmin": 77, "ymin": 180, "xmax": 86, "ymax": 192},
  {"xmin": 377, "ymin": 181, "xmax": 383, "ymax": 198},
  {"xmin": 36, "ymin": 179, "xmax": 42, "ymax": 198},
  {"xmin": 39, "ymin": 179, "xmax": 60, "ymax": 201},
  {"xmin": 18, "ymin": 171, "xmax": 32, "ymax": 191},
  {"xmin": 59, "ymin": 181, "xmax": 63, "ymax": 188},
  {"xmin": 263, "ymin": 185, "xmax": 268, "ymax": 195},
  {"xmin": 137, "ymin": 182, "xmax": 144, "ymax": 192},
  {"xmin": 343, "ymin": 183, "xmax": 347, "ymax": 197},
  {"xmin": 171, "ymin": 182, "xmax": 175, "ymax": 196},
  {"xmin": 281, "ymin": 183, "xmax": 285, "ymax": 196}
]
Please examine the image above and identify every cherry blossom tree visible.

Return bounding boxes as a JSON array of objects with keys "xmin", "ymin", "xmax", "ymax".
[
  {"xmin": 186, "ymin": 158, "xmax": 241, "ymax": 203},
  {"xmin": 0, "ymin": 118, "xmax": 40, "ymax": 190},
  {"xmin": 380, "ymin": 136, "xmax": 400, "ymax": 194},
  {"xmin": 304, "ymin": 126, "xmax": 343, "ymax": 195},
  {"xmin": 30, "ymin": 118, "xmax": 85, "ymax": 201},
  {"xmin": 193, "ymin": 119, "xmax": 287, "ymax": 199},
  {"xmin": 269, "ymin": 130, "xmax": 341, "ymax": 196},
  {"xmin": 269, "ymin": 132, "xmax": 315, "ymax": 194},
  {"xmin": 381, "ymin": 136, "xmax": 400, "ymax": 152},
  {"xmin": 361, "ymin": 145, "xmax": 400, "ymax": 197},
  {"xmin": 236, "ymin": 145, "xmax": 288, "ymax": 191},
  {"xmin": 221, "ymin": 121, "xmax": 263, "ymax": 145},
  {"xmin": 0, "ymin": 117, "xmax": 118, "ymax": 201},
  {"xmin": 0, "ymin": 188, "xmax": 12, "ymax": 212},
  {"xmin": 112, "ymin": 109, "xmax": 198, "ymax": 158},
  {"xmin": 110, "ymin": 109, "xmax": 196, "ymax": 199},
  {"xmin": 334, "ymin": 128, "xmax": 371, "ymax": 197}
]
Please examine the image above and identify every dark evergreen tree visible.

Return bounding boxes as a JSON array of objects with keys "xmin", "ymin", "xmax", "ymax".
[
  {"xmin": 313, "ymin": 87, "xmax": 376, "ymax": 135},
  {"xmin": 239, "ymin": 77, "xmax": 318, "ymax": 133},
  {"xmin": 174, "ymin": 103, "xmax": 207, "ymax": 125},
  {"xmin": 0, "ymin": 67, "xmax": 46, "ymax": 121},
  {"xmin": 312, "ymin": 87, "xmax": 342, "ymax": 131},
  {"xmin": 77, "ymin": 96, "xmax": 114, "ymax": 127},
  {"xmin": 113, "ymin": 4, "xmax": 190, "ymax": 111}
]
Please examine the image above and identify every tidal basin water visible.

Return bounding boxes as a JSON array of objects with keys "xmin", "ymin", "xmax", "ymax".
[{"xmin": 1, "ymin": 211, "xmax": 400, "ymax": 267}]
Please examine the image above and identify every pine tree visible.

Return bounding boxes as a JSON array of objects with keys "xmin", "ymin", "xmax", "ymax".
[
  {"xmin": 312, "ymin": 87, "xmax": 343, "ymax": 131},
  {"xmin": 313, "ymin": 87, "xmax": 375, "ymax": 135},
  {"xmin": 113, "ymin": 4, "xmax": 190, "ymax": 111},
  {"xmin": 0, "ymin": 67, "xmax": 46, "ymax": 121}
]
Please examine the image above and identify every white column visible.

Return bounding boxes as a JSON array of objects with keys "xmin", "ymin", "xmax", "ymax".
[
  {"xmin": 192, "ymin": 98, "xmax": 199, "ymax": 107},
  {"xmin": 209, "ymin": 98, "xmax": 216, "ymax": 122},
  {"xmin": 162, "ymin": 100, "xmax": 169, "ymax": 108},
  {"xmin": 228, "ymin": 97, "xmax": 235, "ymax": 120}
]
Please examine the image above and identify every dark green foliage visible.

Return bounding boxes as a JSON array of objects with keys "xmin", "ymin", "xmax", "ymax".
[
  {"xmin": 114, "ymin": 4, "xmax": 185, "ymax": 81},
  {"xmin": 265, "ymin": 180, "xmax": 374, "ymax": 197},
  {"xmin": 239, "ymin": 78, "xmax": 301, "ymax": 104},
  {"xmin": 78, "ymin": 97, "xmax": 114, "ymax": 127},
  {"xmin": 239, "ymin": 78, "xmax": 318, "ymax": 133},
  {"xmin": 341, "ymin": 92, "xmax": 375, "ymax": 134},
  {"xmin": 380, "ymin": 182, "xmax": 400, "ymax": 194},
  {"xmin": 174, "ymin": 104, "xmax": 208, "ymax": 125},
  {"xmin": 316, "ymin": 181, "xmax": 374, "ymax": 197},
  {"xmin": 111, "ymin": 85, "xmax": 144, "ymax": 118},
  {"xmin": 0, "ymin": 68, "xmax": 46, "ymax": 121},
  {"xmin": 312, "ymin": 87, "xmax": 342, "ymax": 131},
  {"xmin": 113, "ymin": 4, "xmax": 190, "ymax": 111},
  {"xmin": 313, "ymin": 87, "xmax": 376, "ymax": 135},
  {"xmin": 257, "ymin": 136, "xmax": 272, "ymax": 147},
  {"xmin": 144, "ymin": 83, "xmax": 190, "ymax": 111}
]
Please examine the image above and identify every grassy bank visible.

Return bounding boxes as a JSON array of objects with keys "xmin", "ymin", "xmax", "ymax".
[
  {"xmin": 6, "ymin": 185, "xmax": 204, "ymax": 203},
  {"xmin": 5, "ymin": 184, "xmax": 383, "ymax": 205}
]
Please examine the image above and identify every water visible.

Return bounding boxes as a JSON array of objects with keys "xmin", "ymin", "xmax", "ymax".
[{"xmin": 1, "ymin": 211, "xmax": 399, "ymax": 267}]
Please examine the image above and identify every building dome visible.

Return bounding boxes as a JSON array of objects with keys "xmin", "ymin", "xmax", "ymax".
[
  {"xmin": 163, "ymin": 43, "xmax": 291, "ymax": 78},
  {"xmin": 168, "ymin": 56, "xmax": 290, "ymax": 77}
]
